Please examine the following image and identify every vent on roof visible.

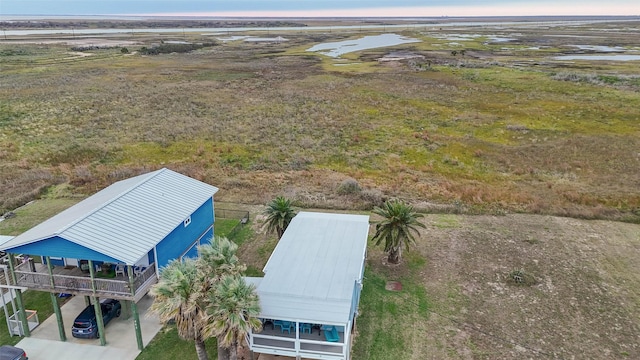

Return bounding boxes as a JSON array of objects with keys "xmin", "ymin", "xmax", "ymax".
[{"xmin": 184, "ymin": 216, "xmax": 191, "ymax": 227}]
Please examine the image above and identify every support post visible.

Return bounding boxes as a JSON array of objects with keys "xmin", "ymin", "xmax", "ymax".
[
  {"xmin": 46, "ymin": 257, "xmax": 66, "ymax": 341},
  {"xmin": 89, "ymin": 261, "xmax": 106, "ymax": 346},
  {"xmin": 121, "ymin": 299, "xmax": 131, "ymax": 320},
  {"xmin": 128, "ymin": 265, "xmax": 144, "ymax": 351},
  {"xmin": 84, "ymin": 296, "xmax": 91, "ymax": 307},
  {"xmin": 7, "ymin": 254, "xmax": 30, "ymax": 337}
]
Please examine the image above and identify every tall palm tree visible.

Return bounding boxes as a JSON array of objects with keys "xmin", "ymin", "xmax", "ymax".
[
  {"xmin": 263, "ymin": 196, "xmax": 296, "ymax": 239},
  {"xmin": 209, "ymin": 275, "xmax": 262, "ymax": 360},
  {"xmin": 149, "ymin": 258, "xmax": 213, "ymax": 360},
  {"xmin": 371, "ymin": 199, "xmax": 426, "ymax": 264}
]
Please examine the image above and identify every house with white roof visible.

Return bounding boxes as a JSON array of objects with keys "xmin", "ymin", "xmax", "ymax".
[
  {"xmin": 246, "ymin": 211, "xmax": 370, "ymax": 360},
  {"xmin": 0, "ymin": 168, "xmax": 219, "ymax": 349}
]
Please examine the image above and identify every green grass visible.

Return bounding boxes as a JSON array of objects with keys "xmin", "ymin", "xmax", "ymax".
[
  {"xmin": 0, "ymin": 198, "xmax": 79, "ymax": 235},
  {"xmin": 0, "ymin": 290, "xmax": 69, "ymax": 346},
  {"xmin": 352, "ymin": 267, "xmax": 431, "ymax": 360},
  {"xmin": 214, "ymin": 218, "xmax": 241, "ymax": 238},
  {"xmin": 136, "ymin": 324, "xmax": 219, "ymax": 360}
]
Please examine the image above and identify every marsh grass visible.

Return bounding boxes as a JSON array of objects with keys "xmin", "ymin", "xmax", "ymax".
[{"xmin": 1, "ymin": 25, "xmax": 639, "ymax": 221}]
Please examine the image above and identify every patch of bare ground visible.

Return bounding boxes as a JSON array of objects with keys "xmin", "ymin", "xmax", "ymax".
[{"xmin": 410, "ymin": 214, "xmax": 640, "ymax": 359}]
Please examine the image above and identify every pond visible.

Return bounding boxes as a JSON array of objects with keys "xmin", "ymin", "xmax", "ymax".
[
  {"xmin": 307, "ymin": 33, "xmax": 420, "ymax": 58},
  {"xmin": 571, "ymin": 45, "xmax": 626, "ymax": 52},
  {"xmin": 552, "ymin": 54, "xmax": 640, "ymax": 61}
]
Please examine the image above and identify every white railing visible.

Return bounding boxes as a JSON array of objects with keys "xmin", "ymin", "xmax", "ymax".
[
  {"xmin": 250, "ymin": 333, "xmax": 345, "ymax": 359},
  {"xmin": 8, "ymin": 309, "xmax": 39, "ymax": 336}
]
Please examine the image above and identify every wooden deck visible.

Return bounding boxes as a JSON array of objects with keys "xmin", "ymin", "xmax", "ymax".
[{"xmin": 11, "ymin": 261, "xmax": 157, "ymax": 302}]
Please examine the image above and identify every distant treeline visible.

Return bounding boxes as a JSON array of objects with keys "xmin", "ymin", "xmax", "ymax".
[
  {"xmin": 0, "ymin": 20, "xmax": 306, "ymax": 29},
  {"xmin": 139, "ymin": 42, "xmax": 217, "ymax": 55}
]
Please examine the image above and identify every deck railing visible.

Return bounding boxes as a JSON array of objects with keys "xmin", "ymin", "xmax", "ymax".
[
  {"xmin": 250, "ymin": 332, "xmax": 345, "ymax": 360},
  {"xmin": 12, "ymin": 261, "xmax": 157, "ymax": 300}
]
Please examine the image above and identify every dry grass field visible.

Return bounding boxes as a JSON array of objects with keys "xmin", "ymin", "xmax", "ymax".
[{"xmin": 1, "ymin": 19, "xmax": 639, "ymax": 222}]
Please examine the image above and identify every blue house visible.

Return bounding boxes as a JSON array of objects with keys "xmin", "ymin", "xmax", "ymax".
[{"xmin": 0, "ymin": 168, "xmax": 219, "ymax": 348}]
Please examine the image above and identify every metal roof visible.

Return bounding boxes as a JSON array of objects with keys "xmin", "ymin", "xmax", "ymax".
[
  {"xmin": 0, "ymin": 235, "xmax": 14, "ymax": 247},
  {"xmin": 256, "ymin": 212, "xmax": 369, "ymax": 324},
  {"xmin": 0, "ymin": 168, "xmax": 218, "ymax": 265}
]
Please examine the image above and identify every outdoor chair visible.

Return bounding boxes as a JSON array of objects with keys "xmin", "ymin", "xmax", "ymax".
[
  {"xmin": 324, "ymin": 326, "xmax": 340, "ymax": 342},
  {"xmin": 134, "ymin": 266, "xmax": 145, "ymax": 276},
  {"xmin": 274, "ymin": 320, "xmax": 290, "ymax": 332},
  {"xmin": 300, "ymin": 323, "xmax": 312, "ymax": 334},
  {"xmin": 115, "ymin": 264, "xmax": 125, "ymax": 277},
  {"xmin": 280, "ymin": 320, "xmax": 293, "ymax": 334}
]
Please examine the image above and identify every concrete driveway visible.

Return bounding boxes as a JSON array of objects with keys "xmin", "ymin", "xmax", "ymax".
[{"xmin": 15, "ymin": 294, "xmax": 161, "ymax": 360}]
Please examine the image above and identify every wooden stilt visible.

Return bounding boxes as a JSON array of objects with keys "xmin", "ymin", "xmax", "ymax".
[
  {"xmin": 46, "ymin": 257, "xmax": 66, "ymax": 341},
  {"xmin": 89, "ymin": 260, "xmax": 106, "ymax": 345},
  {"xmin": 128, "ymin": 265, "xmax": 144, "ymax": 351}
]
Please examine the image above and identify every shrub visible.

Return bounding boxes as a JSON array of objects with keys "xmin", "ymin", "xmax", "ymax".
[
  {"xmin": 337, "ymin": 178, "xmax": 361, "ymax": 195},
  {"xmin": 359, "ymin": 188, "xmax": 385, "ymax": 208},
  {"xmin": 507, "ymin": 269, "xmax": 536, "ymax": 286}
]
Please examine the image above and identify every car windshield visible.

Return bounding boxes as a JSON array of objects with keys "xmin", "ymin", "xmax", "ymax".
[{"xmin": 73, "ymin": 321, "xmax": 91, "ymax": 329}]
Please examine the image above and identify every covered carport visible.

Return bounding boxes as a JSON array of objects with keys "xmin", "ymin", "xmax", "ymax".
[{"xmin": 16, "ymin": 294, "xmax": 162, "ymax": 359}]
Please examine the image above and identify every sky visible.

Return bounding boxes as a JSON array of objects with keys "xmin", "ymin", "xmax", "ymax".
[{"xmin": 1, "ymin": 0, "xmax": 639, "ymax": 17}]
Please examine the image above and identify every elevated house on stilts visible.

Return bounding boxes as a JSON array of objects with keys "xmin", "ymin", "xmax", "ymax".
[{"xmin": 0, "ymin": 168, "xmax": 218, "ymax": 349}]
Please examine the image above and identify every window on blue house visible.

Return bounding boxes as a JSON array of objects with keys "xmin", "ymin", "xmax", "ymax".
[{"xmin": 184, "ymin": 216, "xmax": 191, "ymax": 227}]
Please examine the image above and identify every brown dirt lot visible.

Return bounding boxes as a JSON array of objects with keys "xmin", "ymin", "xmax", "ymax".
[{"xmin": 407, "ymin": 214, "xmax": 640, "ymax": 359}]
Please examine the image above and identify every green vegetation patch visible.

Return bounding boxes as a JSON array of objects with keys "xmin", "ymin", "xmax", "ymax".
[
  {"xmin": 136, "ymin": 324, "xmax": 219, "ymax": 360},
  {"xmin": 352, "ymin": 270, "xmax": 431, "ymax": 360},
  {"xmin": 0, "ymin": 291, "xmax": 70, "ymax": 346},
  {"xmin": 0, "ymin": 198, "xmax": 79, "ymax": 235}
]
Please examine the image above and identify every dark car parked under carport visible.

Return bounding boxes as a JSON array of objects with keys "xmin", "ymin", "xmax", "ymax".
[{"xmin": 71, "ymin": 299, "xmax": 121, "ymax": 339}]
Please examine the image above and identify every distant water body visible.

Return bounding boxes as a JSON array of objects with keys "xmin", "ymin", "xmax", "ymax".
[
  {"xmin": 308, "ymin": 33, "xmax": 420, "ymax": 57},
  {"xmin": 1, "ymin": 18, "xmax": 634, "ymax": 37}
]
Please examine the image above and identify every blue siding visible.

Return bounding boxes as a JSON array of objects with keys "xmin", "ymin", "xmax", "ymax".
[
  {"xmin": 200, "ymin": 227, "xmax": 213, "ymax": 246},
  {"xmin": 7, "ymin": 236, "xmax": 121, "ymax": 263},
  {"xmin": 156, "ymin": 197, "xmax": 214, "ymax": 267},
  {"xmin": 45, "ymin": 257, "xmax": 65, "ymax": 266}
]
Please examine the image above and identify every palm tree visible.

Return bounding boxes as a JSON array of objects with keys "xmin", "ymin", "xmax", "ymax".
[
  {"xmin": 263, "ymin": 196, "xmax": 296, "ymax": 239},
  {"xmin": 149, "ymin": 238, "xmax": 246, "ymax": 360},
  {"xmin": 209, "ymin": 275, "xmax": 262, "ymax": 360},
  {"xmin": 197, "ymin": 236, "xmax": 246, "ymax": 282},
  {"xmin": 149, "ymin": 258, "xmax": 213, "ymax": 360},
  {"xmin": 371, "ymin": 199, "xmax": 426, "ymax": 264}
]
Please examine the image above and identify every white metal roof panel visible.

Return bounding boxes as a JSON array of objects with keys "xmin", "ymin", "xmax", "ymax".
[
  {"xmin": 257, "ymin": 212, "xmax": 369, "ymax": 324},
  {"xmin": 0, "ymin": 235, "xmax": 14, "ymax": 247},
  {"xmin": 0, "ymin": 168, "xmax": 219, "ymax": 264}
]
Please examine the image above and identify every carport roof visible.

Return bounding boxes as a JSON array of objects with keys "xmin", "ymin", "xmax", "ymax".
[{"xmin": 0, "ymin": 168, "xmax": 218, "ymax": 265}]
